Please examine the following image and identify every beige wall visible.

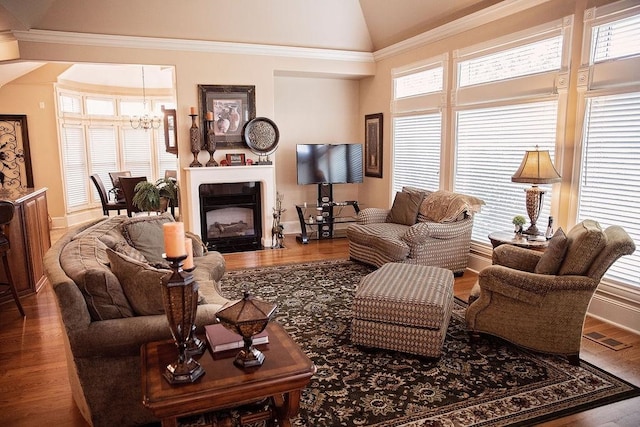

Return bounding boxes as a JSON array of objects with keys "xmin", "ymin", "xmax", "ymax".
[{"xmin": 1, "ymin": 40, "xmax": 374, "ymax": 230}]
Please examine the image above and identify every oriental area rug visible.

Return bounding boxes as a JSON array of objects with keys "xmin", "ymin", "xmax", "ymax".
[{"xmin": 180, "ymin": 260, "xmax": 639, "ymax": 427}]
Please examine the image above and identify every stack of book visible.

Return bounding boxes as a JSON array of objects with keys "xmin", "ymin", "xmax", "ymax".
[{"xmin": 204, "ymin": 323, "xmax": 269, "ymax": 353}]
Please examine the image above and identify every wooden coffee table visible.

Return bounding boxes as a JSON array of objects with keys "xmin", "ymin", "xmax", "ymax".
[{"xmin": 141, "ymin": 322, "xmax": 316, "ymax": 427}]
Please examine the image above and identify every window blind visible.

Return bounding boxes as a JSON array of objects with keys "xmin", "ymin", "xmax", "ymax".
[
  {"xmin": 458, "ymin": 36, "xmax": 562, "ymax": 87},
  {"xmin": 395, "ymin": 67, "xmax": 443, "ymax": 99},
  {"xmin": 61, "ymin": 126, "xmax": 89, "ymax": 208},
  {"xmin": 392, "ymin": 114, "xmax": 441, "ymax": 194},
  {"xmin": 592, "ymin": 14, "xmax": 640, "ymax": 63},
  {"xmin": 88, "ymin": 127, "xmax": 118, "ymax": 203},
  {"xmin": 578, "ymin": 92, "xmax": 640, "ymax": 287},
  {"xmin": 455, "ymin": 101, "xmax": 558, "ymax": 242},
  {"xmin": 122, "ymin": 128, "xmax": 152, "ymax": 178}
]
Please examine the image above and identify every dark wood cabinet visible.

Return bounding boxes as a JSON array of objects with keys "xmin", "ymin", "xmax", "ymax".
[{"xmin": 0, "ymin": 188, "xmax": 50, "ymax": 302}]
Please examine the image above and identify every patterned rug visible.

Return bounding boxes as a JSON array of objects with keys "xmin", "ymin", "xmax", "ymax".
[{"xmin": 184, "ymin": 259, "xmax": 639, "ymax": 426}]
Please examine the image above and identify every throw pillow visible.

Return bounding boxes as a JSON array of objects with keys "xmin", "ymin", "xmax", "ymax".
[
  {"xmin": 386, "ymin": 191, "xmax": 422, "ymax": 226},
  {"xmin": 121, "ymin": 212, "xmax": 174, "ymax": 264},
  {"xmin": 558, "ymin": 219, "xmax": 607, "ymax": 276},
  {"xmin": 107, "ymin": 248, "xmax": 170, "ymax": 316},
  {"xmin": 534, "ymin": 228, "xmax": 568, "ymax": 275}
]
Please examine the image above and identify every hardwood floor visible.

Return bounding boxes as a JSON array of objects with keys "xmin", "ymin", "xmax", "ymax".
[{"xmin": 0, "ymin": 234, "xmax": 638, "ymax": 426}]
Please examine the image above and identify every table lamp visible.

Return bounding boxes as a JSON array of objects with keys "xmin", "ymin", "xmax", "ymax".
[{"xmin": 511, "ymin": 146, "xmax": 561, "ymax": 235}]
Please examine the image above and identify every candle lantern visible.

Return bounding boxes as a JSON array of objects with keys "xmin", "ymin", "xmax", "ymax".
[
  {"xmin": 205, "ymin": 117, "xmax": 218, "ymax": 167},
  {"xmin": 216, "ymin": 291, "xmax": 277, "ymax": 368},
  {"xmin": 189, "ymin": 113, "xmax": 202, "ymax": 167}
]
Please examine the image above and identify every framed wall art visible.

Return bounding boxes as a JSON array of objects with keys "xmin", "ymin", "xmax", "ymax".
[
  {"xmin": 0, "ymin": 114, "xmax": 33, "ymax": 189},
  {"xmin": 364, "ymin": 113, "xmax": 383, "ymax": 178},
  {"xmin": 198, "ymin": 85, "xmax": 256, "ymax": 149}
]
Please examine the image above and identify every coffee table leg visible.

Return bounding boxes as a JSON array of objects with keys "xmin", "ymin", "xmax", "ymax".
[
  {"xmin": 273, "ymin": 390, "xmax": 301, "ymax": 427},
  {"xmin": 161, "ymin": 417, "xmax": 178, "ymax": 427}
]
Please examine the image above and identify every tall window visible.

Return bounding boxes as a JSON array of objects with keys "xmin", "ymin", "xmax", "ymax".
[
  {"xmin": 391, "ymin": 58, "xmax": 446, "ymax": 195},
  {"xmin": 58, "ymin": 90, "xmax": 176, "ymax": 212},
  {"xmin": 576, "ymin": 3, "xmax": 640, "ymax": 287},
  {"xmin": 453, "ymin": 21, "xmax": 569, "ymax": 242}
]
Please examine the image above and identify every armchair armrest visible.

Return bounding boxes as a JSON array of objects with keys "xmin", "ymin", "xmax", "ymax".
[
  {"xmin": 479, "ymin": 265, "xmax": 598, "ymax": 306},
  {"xmin": 357, "ymin": 208, "xmax": 390, "ymax": 225},
  {"xmin": 403, "ymin": 218, "xmax": 472, "ymax": 245},
  {"xmin": 492, "ymin": 245, "xmax": 542, "ymax": 272}
]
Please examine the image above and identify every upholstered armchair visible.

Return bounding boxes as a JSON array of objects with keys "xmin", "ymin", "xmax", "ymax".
[
  {"xmin": 465, "ymin": 220, "xmax": 635, "ymax": 364},
  {"xmin": 347, "ymin": 188, "xmax": 484, "ymax": 275}
]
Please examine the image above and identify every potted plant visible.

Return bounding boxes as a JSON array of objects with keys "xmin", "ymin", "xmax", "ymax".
[
  {"xmin": 512, "ymin": 215, "xmax": 526, "ymax": 234},
  {"xmin": 132, "ymin": 178, "xmax": 179, "ymax": 215},
  {"xmin": 156, "ymin": 177, "xmax": 179, "ymax": 212},
  {"xmin": 132, "ymin": 181, "xmax": 161, "ymax": 213}
]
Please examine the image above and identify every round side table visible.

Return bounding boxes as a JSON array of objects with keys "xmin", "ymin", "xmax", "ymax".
[{"xmin": 488, "ymin": 231, "xmax": 549, "ymax": 252}]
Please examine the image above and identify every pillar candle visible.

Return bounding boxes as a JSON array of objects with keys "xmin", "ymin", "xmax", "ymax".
[
  {"xmin": 190, "ymin": 106, "xmax": 196, "ymax": 115},
  {"xmin": 184, "ymin": 238, "xmax": 194, "ymax": 270},
  {"xmin": 206, "ymin": 111, "xmax": 214, "ymax": 121},
  {"xmin": 163, "ymin": 222, "xmax": 186, "ymax": 257}
]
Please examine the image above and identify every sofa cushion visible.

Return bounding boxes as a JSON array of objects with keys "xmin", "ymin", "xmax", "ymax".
[
  {"xmin": 558, "ymin": 220, "xmax": 607, "ymax": 276},
  {"xmin": 347, "ymin": 223, "xmax": 411, "ymax": 260},
  {"xmin": 60, "ymin": 237, "xmax": 134, "ymax": 320},
  {"xmin": 107, "ymin": 249, "xmax": 170, "ymax": 316},
  {"xmin": 121, "ymin": 212, "xmax": 174, "ymax": 265},
  {"xmin": 386, "ymin": 191, "xmax": 422, "ymax": 226},
  {"xmin": 419, "ymin": 190, "xmax": 484, "ymax": 223},
  {"xmin": 534, "ymin": 228, "xmax": 568, "ymax": 275}
]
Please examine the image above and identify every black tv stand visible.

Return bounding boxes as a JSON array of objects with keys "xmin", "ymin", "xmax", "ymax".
[{"xmin": 296, "ymin": 184, "xmax": 360, "ymax": 243}]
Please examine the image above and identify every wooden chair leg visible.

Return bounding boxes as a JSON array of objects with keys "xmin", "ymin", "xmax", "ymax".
[{"xmin": 2, "ymin": 254, "xmax": 25, "ymax": 317}]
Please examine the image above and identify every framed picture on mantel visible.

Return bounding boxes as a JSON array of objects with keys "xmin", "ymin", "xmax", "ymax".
[
  {"xmin": 365, "ymin": 113, "xmax": 383, "ymax": 178},
  {"xmin": 198, "ymin": 85, "xmax": 256, "ymax": 149}
]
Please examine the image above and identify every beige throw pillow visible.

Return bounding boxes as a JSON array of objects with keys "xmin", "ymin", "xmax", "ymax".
[
  {"xmin": 107, "ymin": 248, "xmax": 170, "ymax": 316},
  {"xmin": 534, "ymin": 228, "xmax": 568, "ymax": 275},
  {"xmin": 558, "ymin": 220, "xmax": 607, "ymax": 276},
  {"xmin": 386, "ymin": 191, "xmax": 422, "ymax": 226}
]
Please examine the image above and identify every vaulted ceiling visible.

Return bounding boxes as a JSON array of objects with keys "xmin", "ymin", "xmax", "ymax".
[
  {"xmin": 0, "ymin": 0, "xmax": 503, "ymax": 52},
  {"xmin": 0, "ymin": 0, "xmax": 506, "ymax": 88}
]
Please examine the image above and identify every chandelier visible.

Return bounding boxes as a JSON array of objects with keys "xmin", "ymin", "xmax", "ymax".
[{"xmin": 130, "ymin": 66, "xmax": 161, "ymax": 130}]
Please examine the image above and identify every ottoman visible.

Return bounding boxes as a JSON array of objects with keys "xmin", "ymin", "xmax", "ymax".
[{"xmin": 352, "ymin": 263, "xmax": 454, "ymax": 357}]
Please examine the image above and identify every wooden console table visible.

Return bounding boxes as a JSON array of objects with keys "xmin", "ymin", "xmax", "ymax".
[
  {"xmin": 142, "ymin": 322, "xmax": 316, "ymax": 427},
  {"xmin": 0, "ymin": 187, "xmax": 50, "ymax": 304}
]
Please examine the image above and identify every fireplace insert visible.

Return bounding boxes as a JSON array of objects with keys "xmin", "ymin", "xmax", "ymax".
[{"xmin": 199, "ymin": 182, "xmax": 262, "ymax": 253}]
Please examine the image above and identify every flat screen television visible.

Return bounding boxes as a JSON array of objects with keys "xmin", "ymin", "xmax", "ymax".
[{"xmin": 296, "ymin": 144, "xmax": 364, "ymax": 185}]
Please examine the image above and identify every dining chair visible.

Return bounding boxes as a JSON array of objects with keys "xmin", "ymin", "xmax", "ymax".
[
  {"xmin": 108, "ymin": 171, "xmax": 132, "ymax": 202},
  {"xmin": 90, "ymin": 174, "xmax": 126, "ymax": 216},
  {"xmin": 119, "ymin": 176, "xmax": 147, "ymax": 217}
]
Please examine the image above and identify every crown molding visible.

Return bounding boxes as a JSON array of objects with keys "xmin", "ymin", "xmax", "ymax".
[
  {"xmin": 11, "ymin": 29, "xmax": 374, "ymax": 63},
  {"xmin": 373, "ymin": 0, "xmax": 552, "ymax": 61}
]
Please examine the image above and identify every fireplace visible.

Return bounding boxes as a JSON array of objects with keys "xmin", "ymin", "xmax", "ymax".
[
  {"xmin": 200, "ymin": 182, "xmax": 262, "ymax": 253},
  {"xmin": 184, "ymin": 165, "xmax": 276, "ymax": 251}
]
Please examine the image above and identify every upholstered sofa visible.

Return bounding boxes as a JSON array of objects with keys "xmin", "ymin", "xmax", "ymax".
[
  {"xmin": 347, "ymin": 187, "xmax": 484, "ymax": 275},
  {"xmin": 43, "ymin": 213, "xmax": 229, "ymax": 427},
  {"xmin": 465, "ymin": 220, "xmax": 635, "ymax": 364}
]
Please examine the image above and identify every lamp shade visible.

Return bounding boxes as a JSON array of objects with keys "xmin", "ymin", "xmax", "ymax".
[{"xmin": 511, "ymin": 148, "xmax": 561, "ymax": 184}]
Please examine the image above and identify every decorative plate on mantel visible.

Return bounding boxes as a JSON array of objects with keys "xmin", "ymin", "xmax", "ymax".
[{"xmin": 243, "ymin": 117, "xmax": 280, "ymax": 156}]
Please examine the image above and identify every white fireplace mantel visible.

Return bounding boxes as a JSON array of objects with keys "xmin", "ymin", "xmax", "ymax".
[{"xmin": 184, "ymin": 165, "xmax": 276, "ymax": 249}]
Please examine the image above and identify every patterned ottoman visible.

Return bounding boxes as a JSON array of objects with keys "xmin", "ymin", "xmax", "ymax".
[{"xmin": 352, "ymin": 263, "xmax": 454, "ymax": 357}]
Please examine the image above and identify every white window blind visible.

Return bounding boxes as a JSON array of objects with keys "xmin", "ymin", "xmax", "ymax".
[
  {"xmin": 394, "ymin": 67, "xmax": 443, "ymax": 99},
  {"xmin": 86, "ymin": 98, "xmax": 115, "ymax": 116},
  {"xmin": 87, "ymin": 127, "xmax": 118, "ymax": 203},
  {"xmin": 592, "ymin": 14, "xmax": 640, "ymax": 62},
  {"xmin": 392, "ymin": 114, "xmax": 442, "ymax": 194},
  {"xmin": 458, "ymin": 36, "xmax": 563, "ymax": 87},
  {"xmin": 455, "ymin": 101, "xmax": 558, "ymax": 242},
  {"xmin": 61, "ymin": 125, "xmax": 89, "ymax": 208},
  {"xmin": 578, "ymin": 92, "xmax": 640, "ymax": 287},
  {"xmin": 122, "ymin": 128, "xmax": 152, "ymax": 178},
  {"xmin": 59, "ymin": 94, "xmax": 82, "ymax": 114}
]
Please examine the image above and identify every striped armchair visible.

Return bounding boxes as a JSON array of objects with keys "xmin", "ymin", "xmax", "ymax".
[{"xmin": 347, "ymin": 188, "xmax": 483, "ymax": 275}]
